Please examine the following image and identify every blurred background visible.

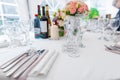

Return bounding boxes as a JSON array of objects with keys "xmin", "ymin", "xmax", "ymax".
[{"xmin": 0, "ymin": 0, "xmax": 118, "ymax": 26}]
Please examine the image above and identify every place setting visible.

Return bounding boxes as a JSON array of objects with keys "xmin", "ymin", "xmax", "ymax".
[
  {"xmin": 0, "ymin": 48, "xmax": 59, "ymax": 80},
  {"xmin": 104, "ymin": 31, "xmax": 120, "ymax": 55}
]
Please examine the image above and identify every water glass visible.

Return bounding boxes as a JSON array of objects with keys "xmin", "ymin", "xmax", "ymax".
[
  {"xmin": 104, "ymin": 18, "xmax": 120, "ymax": 41},
  {"xmin": 3, "ymin": 20, "xmax": 34, "ymax": 48},
  {"xmin": 87, "ymin": 19, "xmax": 98, "ymax": 32},
  {"xmin": 20, "ymin": 20, "xmax": 35, "ymax": 46}
]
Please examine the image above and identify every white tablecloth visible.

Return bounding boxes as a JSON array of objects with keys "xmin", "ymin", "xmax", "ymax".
[{"xmin": 0, "ymin": 32, "xmax": 120, "ymax": 80}]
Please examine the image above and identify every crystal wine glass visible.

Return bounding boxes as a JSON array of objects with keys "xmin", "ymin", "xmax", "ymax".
[
  {"xmin": 109, "ymin": 18, "xmax": 120, "ymax": 44},
  {"xmin": 110, "ymin": 18, "xmax": 120, "ymax": 34}
]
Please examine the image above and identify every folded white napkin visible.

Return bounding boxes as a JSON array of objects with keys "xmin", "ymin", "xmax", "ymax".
[
  {"xmin": 39, "ymin": 52, "xmax": 59, "ymax": 76},
  {"xmin": 28, "ymin": 50, "xmax": 59, "ymax": 77}
]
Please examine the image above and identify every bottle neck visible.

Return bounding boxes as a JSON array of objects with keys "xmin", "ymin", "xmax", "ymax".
[
  {"xmin": 46, "ymin": 5, "xmax": 49, "ymax": 17},
  {"xmin": 35, "ymin": 16, "xmax": 38, "ymax": 18},
  {"xmin": 46, "ymin": 11, "xmax": 49, "ymax": 17},
  {"xmin": 42, "ymin": 6, "xmax": 45, "ymax": 16},
  {"xmin": 46, "ymin": 5, "xmax": 48, "ymax": 11},
  {"xmin": 37, "ymin": 5, "xmax": 41, "ymax": 15}
]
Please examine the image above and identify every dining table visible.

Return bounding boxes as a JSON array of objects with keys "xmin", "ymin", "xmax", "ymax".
[{"xmin": 0, "ymin": 32, "xmax": 120, "ymax": 80}]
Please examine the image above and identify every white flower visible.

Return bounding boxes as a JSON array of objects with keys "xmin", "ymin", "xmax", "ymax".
[{"xmin": 58, "ymin": 20, "xmax": 64, "ymax": 27}]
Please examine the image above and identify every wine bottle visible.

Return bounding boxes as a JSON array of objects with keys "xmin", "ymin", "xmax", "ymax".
[
  {"xmin": 34, "ymin": 14, "xmax": 41, "ymax": 38},
  {"xmin": 37, "ymin": 5, "xmax": 41, "ymax": 19},
  {"xmin": 45, "ymin": 4, "xmax": 51, "ymax": 37},
  {"xmin": 40, "ymin": 6, "xmax": 49, "ymax": 39}
]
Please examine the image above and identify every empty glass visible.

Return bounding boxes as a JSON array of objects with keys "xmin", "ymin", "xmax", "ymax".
[
  {"xmin": 109, "ymin": 18, "xmax": 120, "ymax": 34},
  {"xmin": 20, "ymin": 20, "xmax": 35, "ymax": 46},
  {"xmin": 87, "ymin": 19, "xmax": 99, "ymax": 32},
  {"xmin": 98, "ymin": 18, "xmax": 109, "ymax": 40},
  {"xmin": 104, "ymin": 18, "xmax": 120, "ymax": 41},
  {"xmin": 4, "ymin": 22, "xmax": 23, "ymax": 47},
  {"xmin": 3, "ymin": 20, "xmax": 34, "ymax": 48}
]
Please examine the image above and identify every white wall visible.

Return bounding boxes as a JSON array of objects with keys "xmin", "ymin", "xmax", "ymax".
[
  {"xmin": 16, "ymin": 0, "xmax": 30, "ymax": 21},
  {"xmin": 28, "ymin": 0, "xmax": 41, "ymax": 21}
]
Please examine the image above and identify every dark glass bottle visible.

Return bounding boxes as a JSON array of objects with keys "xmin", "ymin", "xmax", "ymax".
[
  {"xmin": 34, "ymin": 14, "xmax": 41, "ymax": 38},
  {"xmin": 37, "ymin": 5, "xmax": 41, "ymax": 19},
  {"xmin": 45, "ymin": 4, "xmax": 51, "ymax": 37},
  {"xmin": 40, "ymin": 6, "xmax": 48, "ymax": 39}
]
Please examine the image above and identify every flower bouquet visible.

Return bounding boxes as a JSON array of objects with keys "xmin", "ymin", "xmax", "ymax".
[
  {"xmin": 65, "ymin": 0, "xmax": 89, "ymax": 16},
  {"xmin": 63, "ymin": 1, "xmax": 89, "ymax": 36},
  {"xmin": 52, "ymin": 9, "xmax": 66, "ymax": 37},
  {"xmin": 52, "ymin": 1, "xmax": 89, "ymax": 37}
]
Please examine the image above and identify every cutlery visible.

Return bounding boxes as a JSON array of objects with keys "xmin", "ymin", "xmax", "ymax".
[
  {"xmin": 0, "ymin": 52, "xmax": 27, "ymax": 69},
  {"xmin": 104, "ymin": 45, "xmax": 113, "ymax": 50},
  {"xmin": 13, "ymin": 49, "xmax": 46, "ymax": 79},
  {"xmin": 11, "ymin": 54, "xmax": 39, "ymax": 78},
  {"xmin": 2, "ymin": 54, "xmax": 27, "ymax": 72},
  {"xmin": 6, "ymin": 52, "xmax": 36, "ymax": 77},
  {"xmin": 1, "ymin": 49, "xmax": 37, "ymax": 69},
  {"xmin": 105, "ymin": 45, "xmax": 120, "ymax": 55}
]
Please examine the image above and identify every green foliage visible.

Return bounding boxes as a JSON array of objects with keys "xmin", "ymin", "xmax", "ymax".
[
  {"xmin": 58, "ymin": 27, "xmax": 64, "ymax": 37},
  {"xmin": 88, "ymin": 8, "xmax": 99, "ymax": 19},
  {"xmin": 66, "ymin": 11, "xmax": 77, "ymax": 16},
  {"xmin": 66, "ymin": 11, "xmax": 70, "ymax": 15},
  {"xmin": 53, "ymin": 12, "xmax": 57, "ymax": 17}
]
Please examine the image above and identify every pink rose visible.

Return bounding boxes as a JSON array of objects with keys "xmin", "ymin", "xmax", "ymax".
[
  {"xmin": 69, "ymin": 1, "xmax": 77, "ymax": 6},
  {"xmin": 65, "ymin": 5, "xmax": 69, "ymax": 10},
  {"xmin": 84, "ymin": 5, "xmax": 88, "ymax": 11},
  {"xmin": 69, "ymin": 7, "xmax": 76, "ymax": 14},
  {"xmin": 65, "ymin": 1, "xmax": 89, "ymax": 15},
  {"xmin": 78, "ymin": 6, "xmax": 84, "ymax": 13}
]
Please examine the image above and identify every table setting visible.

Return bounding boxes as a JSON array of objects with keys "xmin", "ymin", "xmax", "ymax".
[{"xmin": 0, "ymin": 0, "xmax": 120, "ymax": 80}]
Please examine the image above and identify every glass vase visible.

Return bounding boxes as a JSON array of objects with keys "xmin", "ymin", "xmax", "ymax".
[{"xmin": 63, "ymin": 15, "xmax": 80, "ymax": 57}]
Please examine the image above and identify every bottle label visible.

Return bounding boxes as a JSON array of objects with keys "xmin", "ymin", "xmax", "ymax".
[
  {"xmin": 35, "ymin": 28, "xmax": 40, "ymax": 34},
  {"xmin": 40, "ymin": 21, "xmax": 47, "ymax": 32}
]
